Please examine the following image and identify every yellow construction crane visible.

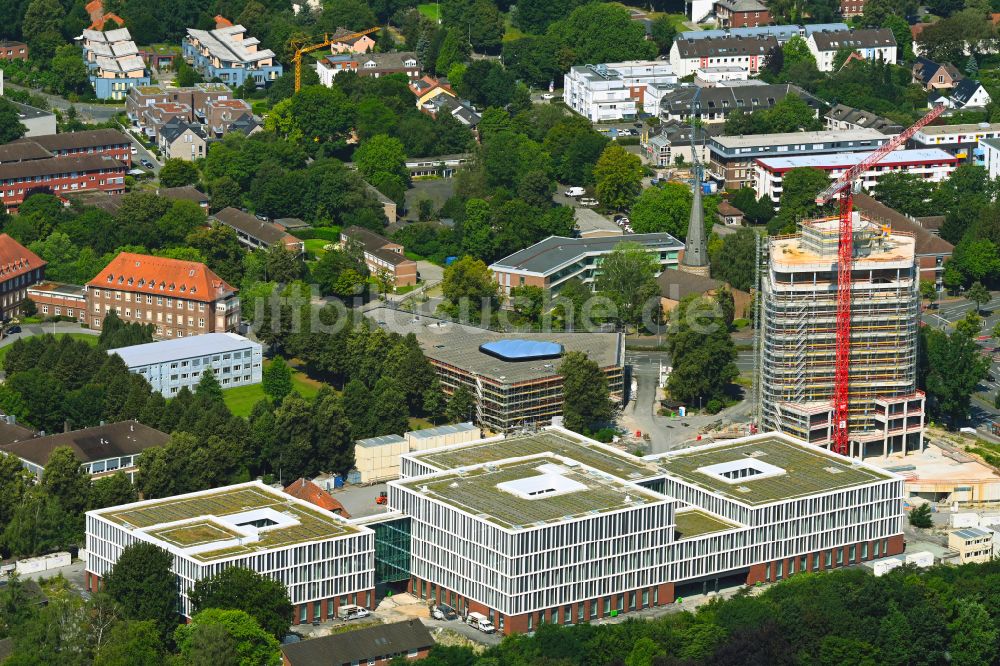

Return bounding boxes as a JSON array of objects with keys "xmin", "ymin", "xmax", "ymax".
[{"xmin": 292, "ymin": 27, "xmax": 380, "ymax": 93}]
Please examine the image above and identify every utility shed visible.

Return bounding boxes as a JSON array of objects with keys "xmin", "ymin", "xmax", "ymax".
[
  {"xmin": 406, "ymin": 422, "xmax": 479, "ymax": 452},
  {"xmin": 355, "ymin": 434, "xmax": 407, "ymax": 484}
]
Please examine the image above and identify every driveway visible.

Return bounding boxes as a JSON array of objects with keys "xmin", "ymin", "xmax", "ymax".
[{"xmin": 4, "ymin": 81, "xmax": 123, "ymax": 122}]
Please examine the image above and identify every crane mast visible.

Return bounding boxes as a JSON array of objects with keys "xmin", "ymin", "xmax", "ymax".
[
  {"xmin": 814, "ymin": 103, "xmax": 946, "ymax": 456},
  {"xmin": 292, "ymin": 27, "xmax": 380, "ymax": 93}
]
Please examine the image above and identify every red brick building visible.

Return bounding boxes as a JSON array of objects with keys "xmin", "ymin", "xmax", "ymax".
[
  {"xmin": 0, "ymin": 154, "xmax": 127, "ymax": 212},
  {"xmin": 0, "ymin": 40, "xmax": 28, "ymax": 61},
  {"xmin": 24, "ymin": 129, "xmax": 132, "ymax": 167},
  {"xmin": 86, "ymin": 252, "xmax": 240, "ymax": 338},
  {"xmin": 27, "ymin": 282, "xmax": 87, "ymax": 321},
  {"xmin": 0, "ymin": 234, "xmax": 45, "ymax": 319},
  {"xmin": 340, "ymin": 226, "xmax": 418, "ymax": 287},
  {"xmin": 715, "ymin": 0, "xmax": 770, "ymax": 27}
]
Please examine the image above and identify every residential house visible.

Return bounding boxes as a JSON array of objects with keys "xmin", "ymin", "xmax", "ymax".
[
  {"xmin": 824, "ymin": 103, "xmax": 903, "ymax": 134},
  {"xmin": 27, "ymin": 281, "xmax": 87, "ymax": 321},
  {"xmin": 938, "ymin": 79, "xmax": 992, "ymax": 109},
  {"xmin": 657, "ymin": 84, "xmax": 819, "ymax": 124},
  {"xmin": 909, "ymin": 122, "xmax": 1000, "ymax": 163},
  {"xmin": 0, "ymin": 234, "xmax": 45, "ymax": 319},
  {"xmin": 280, "ymin": 620, "xmax": 433, "ymax": 666},
  {"xmin": 806, "ymin": 29, "xmax": 897, "ymax": 72},
  {"xmin": 136, "ymin": 102, "xmax": 193, "ymax": 140},
  {"xmin": 126, "ymin": 84, "xmax": 258, "ymax": 140},
  {"xmin": 0, "ymin": 421, "xmax": 170, "ymax": 480},
  {"xmin": 716, "ymin": 201, "xmax": 744, "ymax": 226},
  {"xmin": 157, "ymin": 121, "xmax": 207, "ymax": 161},
  {"xmin": 212, "ymin": 207, "xmax": 305, "ymax": 255},
  {"xmin": 86, "ymin": 252, "xmax": 241, "ymax": 337},
  {"xmin": 183, "ymin": 24, "xmax": 282, "ymax": 87},
  {"xmin": 564, "ymin": 61, "xmax": 677, "ymax": 121},
  {"xmin": 0, "ymin": 40, "xmax": 28, "ymax": 61},
  {"xmin": 423, "ymin": 94, "xmax": 481, "ymax": 128},
  {"xmin": 25, "ymin": 129, "xmax": 132, "ymax": 164},
  {"xmin": 981, "ymin": 136, "xmax": 1000, "ymax": 180},
  {"xmin": 317, "ymin": 51, "xmax": 421, "ymax": 85},
  {"xmin": 912, "ymin": 57, "xmax": 962, "ymax": 90},
  {"xmin": 201, "ymin": 98, "xmax": 256, "ymax": 136},
  {"xmin": 328, "ymin": 27, "xmax": 377, "ymax": 54},
  {"xmin": 641, "ymin": 120, "xmax": 716, "ymax": 168},
  {"xmin": 158, "ymin": 185, "xmax": 210, "ymax": 210},
  {"xmin": 669, "ymin": 36, "xmax": 778, "ymax": 78},
  {"xmin": 125, "ymin": 83, "xmax": 233, "ymax": 129},
  {"xmin": 839, "ymin": 0, "xmax": 866, "ymax": 18},
  {"xmin": 340, "ymin": 226, "xmax": 418, "ymax": 287},
  {"xmin": 948, "ymin": 528, "xmax": 997, "ymax": 564},
  {"xmin": 714, "ymin": 0, "xmax": 770, "ymax": 28},
  {"xmin": 78, "ymin": 28, "xmax": 149, "ymax": 100},
  {"xmin": 409, "ymin": 75, "xmax": 453, "ymax": 108}
]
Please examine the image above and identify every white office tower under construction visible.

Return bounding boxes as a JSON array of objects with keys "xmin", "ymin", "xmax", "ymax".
[{"xmin": 759, "ymin": 213, "xmax": 925, "ymax": 458}]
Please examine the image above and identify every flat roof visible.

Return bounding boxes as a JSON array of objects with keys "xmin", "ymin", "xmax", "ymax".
[
  {"xmin": 653, "ymin": 435, "xmax": 894, "ymax": 506},
  {"xmin": 408, "ymin": 422, "xmax": 477, "ymax": 439},
  {"xmin": 769, "ymin": 218, "xmax": 915, "ymax": 265},
  {"xmin": 396, "ymin": 455, "xmax": 667, "ymax": 529},
  {"xmin": 491, "ymin": 234, "xmax": 682, "ymax": 275},
  {"xmin": 916, "ymin": 122, "xmax": 1000, "ymax": 136},
  {"xmin": 94, "ymin": 482, "xmax": 361, "ymax": 561},
  {"xmin": 574, "ymin": 208, "xmax": 621, "ymax": 235},
  {"xmin": 756, "ymin": 148, "xmax": 956, "ymax": 171},
  {"xmin": 365, "ymin": 309, "xmax": 622, "ymax": 384},
  {"xmin": 712, "ymin": 127, "xmax": 887, "ymax": 149},
  {"xmin": 409, "ymin": 429, "xmax": 658, "ymax": 481},
  {"xmin": 27, "ymin": 281, "xmax": 86, "ymax": 298},
  {"xmin": 674, "ymin": 508, "xmax": 741, "ymax": 539},
  {"xmin": 108, "ymin": 332, "xmax": 256, "ymax": 367},
  {"xmin": 356, "ymin": 434, "xmax": 405, "ymax": 448}
]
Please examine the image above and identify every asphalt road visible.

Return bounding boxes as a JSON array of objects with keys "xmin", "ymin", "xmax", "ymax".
[{"xmin": 4, "ymin": 81, "xmax": 123, "ymax": 122}]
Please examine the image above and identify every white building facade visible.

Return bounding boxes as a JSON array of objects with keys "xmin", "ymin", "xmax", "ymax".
[
  {"xmin": 563, "ymin": 62, "xmax": 676, "ymax": 122},
  {"xmin": 806, "ymin": 28, "xmax": 897, "ymax": 72},
  {"xmin": 107, "ymin": 332, "xmax": 262, "ymax": 396}
]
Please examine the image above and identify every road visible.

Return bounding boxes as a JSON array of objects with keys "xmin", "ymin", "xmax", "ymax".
[{"xmin": 4, "ymin": 81, "xmax": 123, "ymax": 122}]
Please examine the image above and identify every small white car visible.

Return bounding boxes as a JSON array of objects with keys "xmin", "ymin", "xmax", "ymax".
[
  {"xmin": 579, "ymin": 197, "xmax": 598, "ymax": 206},
  {"xmin": 130, "ymin": 145, "xmax": 138, "ymax": 155},
  {"xmin": 564, "ymin": 187, "xmax": 586, "ymax": 197},
  {"xmin": 541, "ymin": 93, "xmax": 554, "ymax": 100}
]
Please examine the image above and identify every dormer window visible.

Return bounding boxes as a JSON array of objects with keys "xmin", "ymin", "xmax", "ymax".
[{"xmin": 107, "ymin": 275, "xmax": 114, "ymax": 282}]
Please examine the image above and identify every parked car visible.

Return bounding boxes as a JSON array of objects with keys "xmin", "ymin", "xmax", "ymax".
[
  {"xmin": 5, "ymin": 325, "xmax": 20, "ymax": 335},
  {"xmin": 579, "ymin": 197, "xmax": 598, "ymax": 206},
  {"xmin": 140, "ymin": 158, "xmax": 153, "ymax": 169},
  {"xmin": 541, "ymin": 93, "xmax": 554, "ymax": 100},
  {"xmin": 337, "ymin": 605, "xmax": 370, "ymax": 621},
  {"xmin": 432, "ymin": 604, "xmax": 458, "ymax": 620},
  {"xmin": 130, "ymin": 145, "xmax": 137, "ymax": 155},
  {"xmin": 255, "ymin": 213, "xmax": 269, "ymax": 222},
  {"xmin": 633, "ymin": 122, "xmax": 643, "ymax": 128},
  {"xmin": 564, "ymin": 187, "xmax": 586, "ymax": 197}
]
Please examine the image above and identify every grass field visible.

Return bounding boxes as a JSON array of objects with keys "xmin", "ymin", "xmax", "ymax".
[
  {"xmin": 417, "ymin": 3, "xmax": 441, "ymax": 20},
  {"xmin": 0, "ymin": 332, "xmax": 97, "ymax": 365},
  {"xmin": 223, "ymin": 359, "xmax": 326, "ymax": 416},
  {"xmin": 304, "ymin": 238, "xmax": 331, "ymax": 259}
]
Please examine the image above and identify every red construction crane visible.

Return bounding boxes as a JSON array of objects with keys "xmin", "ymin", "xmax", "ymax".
[{"xmin": 814, "ymin": 103, "xmax": 946, "ymax": 457}]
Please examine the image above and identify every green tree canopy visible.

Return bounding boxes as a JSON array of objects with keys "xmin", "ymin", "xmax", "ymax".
[
  {"xmin": 104, "ymin": 542, "xmax": 179, "ymax": 640},
  {"xmin": 560, "ymin": 351, "xmax": 613, "ymax": 433},
  {"xmin": 594, "ymin": 242, "xmax": 661, "ymax": 329},
  {"xmin": 593, "ymin": 143, "xmax": 643, "ymax": 211},
  {"xmin": 174, "ymin": 608, "xmax": 281, "ymax": 666},
  {"xmin": 189, "ymin": 567, "xmax": 292, "ymax": 640}
]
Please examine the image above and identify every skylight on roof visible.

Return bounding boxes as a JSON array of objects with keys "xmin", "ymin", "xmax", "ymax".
[{"xmin": 497, "ymin": 473, "xmax": 587, "ymax": 500}]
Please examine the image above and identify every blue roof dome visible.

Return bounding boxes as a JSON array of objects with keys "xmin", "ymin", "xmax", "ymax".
[{"xmin": 479, "ymin": 339, "xmax": 564, "ymax": 362}]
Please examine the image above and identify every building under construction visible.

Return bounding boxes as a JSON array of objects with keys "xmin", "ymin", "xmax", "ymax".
[{"xmin": 759, "ymin": 213, "xmax": 925, "ymax": 458}]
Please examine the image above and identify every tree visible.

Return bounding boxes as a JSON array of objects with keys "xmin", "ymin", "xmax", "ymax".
[
  {"xmin": 194, "ymin": 369, "xmax": 224, "ymax": 405},
  {"xmin": 593, "ymin": 143, "xmax": 643, "ymax": 211},
  {"xmin": 104, "ymin": 542, "xmax": 179, "ymax": 640},
  {"xmin": 445, "ymin": 386, "xmax": 474, "ymax": 423},
  {"xmin": 710, "ymin": 228, "xmax": 757, "ymax": 293},
  {"xmin": 2, "ymin": 487, "xmax": 72, "ymax": 557},
  {"xmin": 94, "ymin": 621, "xmax": 165, "ymax": 666},
  {"xmin": 650, "ymin": 15, "xmax": 677, "ymax": 53},
  {"xmin": 189, "ymin": 567, "xmax": 291, "ymax": 641},
  {"xmin": 871, "ymin": 172, "xmax": 934, "ymax": 217},
  {"xmin": 41, "ymin": 446, "xmax": 91, "ymax": 517},
  {"xmin": 0, "ymin": 99, "xmax": 26, "ymax": 145},
  {"xmin": 630, "ymin": 183, "xmax": 694, "ymax": 237},
  {"xmin": 560, "ymin": 351, "xmax": 613, "ymax": 433},
  {"xmin": 262, "ymin": 357, "xmax": 294, "ymax": 402},
  {"xmin": 50, "ymin": 45, "xmax": 92, "ymax": 95},
  {"xmin": 355, "ymin": 134, "xmax": 409, "ymax": 184},
  {"xmin": 667, "ymin": 295, "xmax": 739, "ymax": 407},
  {"xmin": 174, "ymin": 608, "xmax": 281, "ymax": 666},
  {"xmin": 782, "ymin": 36, "xmax": 817, "ymax": 70},
  {"xmin": 595, "ymin": 242, "xmax": 661, "ymax": 330},
  {"xmin": 948, "ymin": 599, "xmax": 998, "ymax": 666},
  {"xmin": 514, "ymin": 0, "xmax": 586, "ymax": 33},
  {"xmin": 21, "ymin": 0, "xmax": 63, "ymax": 44},
  {"xmin": 955, "ymin": 310, "xmax": 982, "ymax": 339},
  {"xmin": 439, "ymin": 256, "xmax": 499, "ymax": 321},
  {"xmin": 908, "ymin": 503, "xmax": 933, "ymax": 528},
  {"xmin": 423, "ymin": 378, "xmax": 447, "ymax": 423},
  {"xmin": 769, "ymin": 167, "xmax": 830, "ymax": 234},
  {"xmin": 922, "ymin": 326, "xmax": 990, "ymax": 425},
  {"xmin": 435, "ymin": 28, "xmax": 469, "ymax": 75},
  {"xmin": 966, "ymin": 280, "xmax": 991, "ymax": 314},
  {"xmin": 158, "ymin": 159, "xmax": 200, "ymax": 188},
  {"xmin": 89, "ymin": 471, "xmax": 137, "ymax": 510},
  {"xmin": 547, "ymin": 3, "xmax": 656, "ymax": 67}
]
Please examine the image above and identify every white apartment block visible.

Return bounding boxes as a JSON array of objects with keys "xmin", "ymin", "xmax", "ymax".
[
  {"xmin": 806, "ymin": 28, "xmax": 897, "ymax": 73},
  {"xmin": 669, "ymin": 36, "xmax": 777, "ymax": 78},
  {"xmin": 85, "ymin": 482, "xmax": 375, "ymax": 624},
  {"xmin": 563, "ymin": 62, "xmax": 676, "ymax": 122},
  {"xmin": 391, "ymin": 427, "xmax": 904, "ymax": 633},
  {"xmin": 982, "ymin": 137, "xmax": 1000, "ymax": 180},
  {"xmin": 753, "ymin": 148, "xmax": 958, "ymax": 203},
  {"xmin": 107, "ymin": 332, "xmax": 262, "ymax": 396}
]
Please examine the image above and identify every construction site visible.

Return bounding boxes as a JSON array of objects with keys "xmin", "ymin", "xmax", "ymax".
[{"xmin": 758, "ymin": 214, "xmax": 925, "ymax": 458}]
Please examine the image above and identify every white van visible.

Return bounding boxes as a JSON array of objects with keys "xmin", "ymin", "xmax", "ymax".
[
  {"xmin": 337, "ymin": 604, "xmax": 371, "ymax": 621},
  {"xmin": 466, "ymin": 611, "xmax": 496, "ymax": 633},
  {"xmin": 564, "ymin": 187, "xmax": 586, "ymax": 197}
]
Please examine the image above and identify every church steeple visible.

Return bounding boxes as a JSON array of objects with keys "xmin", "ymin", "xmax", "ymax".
[{"xmin": 680, "ymin": 174, "xmax": 710, "ymax": 276}]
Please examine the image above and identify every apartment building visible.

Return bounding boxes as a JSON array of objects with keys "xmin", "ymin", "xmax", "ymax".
[
  {"xmin": 563, "ymin": 62, "xmax": 677, "ymax": 122},
  {"xmin": 85, "ymin": 481, "xmax": 375, "ymax": 623},
  {"xmin": 157, "ymin": 121, "xmax": 207, "ymax": 161},
  {"xmin": 340, "ymin": 226, "xmax": 417, "ymax": 287},
  {"xmin": 754, "ymin": 148, "xmax": 958, "ymax": 203},
  {"xmin": 79, "ymin": 28, "xmax": 149, "ymax": 100},
  {"xmin": 27, "ymin": 281, "xmax": 87, "ymax": 321},
  {"xmin": 183, "ymin": 24, "xmax": 282, "ymax": 87},
  {"xmin": 0, "ymin": 40, "xmax": 28, "ymax": 61},
  {"xmin": 708, "ymin": 128, "xmax": 890, "ymax": 190},
  {"xmin": 125, "ymin": 83, "xmax": 236, "ymax": 136},
  {"xmin": 317, "ymin": 52, "xmax": 421, "ymax": 86},
  {"xmin": 714, "ymin": 0, "xmax": 770, "ymax": 27},
  {"xmin": 909, "ymin": 122, "xmax": 1000, "ymax": 163},
  {"xmin": 824, "ymin": 104, "xmax": 903, "ymax": 134},
  {"xmin": 108, "ymin": 332, "xmax": 262, "ymax": 396},
  {"xmin": 0, "ymin": 154, "xmax": 127, "ymax": 212},
  {"xmin": 367, "ymin": 310, "xmax": 624, "ymax": 433},
  {"xmin": 676, "ymin": 24, "xmax": 848, "ymax": 45},
  {"xmin": 759, "ymin": 215, "xmax": 925, "ymax": 457},
  {"xmin": 0, "ymin": 421, "xmax": 169, "ymax": 480},
  {"xmin": 328, "ymin": 27, "xmax": 376, "ymax": 54},
  {"xmin": 0, "ymin": 234, "xmax": 45, "ymax": 318},
  {"xmin": 86, "ymin": 252, "xmax": 240, "ymax": 338},
  {"xmin": 669, "ymin": 36, "xmax": 778, "ymax": 78},
  {"xmin": 948, "ymin": 528, "xmax": 997, "ymax": 564},
  {"xmin": 22, "ymin": 128, "xmax": 133, "ymax": 165},
  {"xmin": 212, "ymin": 208, "xmax": 304, "ymax": 254},
  {"xmin": 490, "ymin": 234, "xmax": 683, "ymax": 295},
  {"xmin": 657, "ymin": 84, "xmax": 818, "ymax": 124},
  {"xmin": 392, "ymin": 426, "xmax": 904, "ymax": 633},
  {"xmin": 806, "ymin": 29, "xmax": 897, "ymax": 72}
]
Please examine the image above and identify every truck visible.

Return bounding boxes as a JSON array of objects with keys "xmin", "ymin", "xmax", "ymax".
[
  {"xmin": 337, "ymin": 605, "xmax": 371, "ymax": 621},
  {"xmin": 466, "ymin": 611, "xmax": 496, "ymax": 633},
  {"xmin": 564, "ymin": 187, "xmax": 586, "ymax": 197}
]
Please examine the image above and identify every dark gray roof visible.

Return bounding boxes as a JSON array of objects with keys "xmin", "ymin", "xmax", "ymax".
[
  {"xmin": 0, "ymin": 421, "xmax": 169, "ymax": 467},
  {"xmin": 160, "ymin": 121, "xmax": 205, "ymax": 144},
  {"xmin": 213, "ymin": 207, "xmax": 294, "ymax": 247},
  {"xmin": 226, "ymin": 112, "xmax": 261, "ymax": 135},
  {"xmin": 809, "ymin": 28, "xmax": 895, "ymax": 51},
  {"xmin": 913, "ymin": 57, "xmax": 962, "ymax": 85},
  {"xmin": 0, "ymin": 421, "xmax": 36, "ymax": 446},
  {"xmin": 716, "ymin": 0, "xmax": 768, "ymax": 11},
  {"xmin": 952, "ymin": 79, "xmax": 985, "ymax": 106},
  {"xmin": 657, "ymin": 267, "xmax": 724, "ymax": 299},
  {"xmin": 824, "ymin": 103, "xmax": 903, "ymax": 134},
  {"xmin": 10, "ymin": 101, "xmax": 53, "ymax": 121},
  {"xmin": 661, "ymin": 84, "xmax": 818, "ymax": 116},
  {"xmin": 280, "ymin": 621, "xmax": 433, "ymax": 666},
  {"xmin": 491, "ymin": 234, "xmax": 683, "ymax": 275},
  {"xmin": 0, "ymin": 140, "xmax": 52, "ymax": 164},
  {"xmin": 673, "ymin": 35, "xmax": 778, "ymax": 59},
  {"xmin": 158, "ymin": 185, "xmax": 209, "ymax": 204},
  {"xmin": 21, "ymin": 128, "xmax": 130, "ymax": 151},
  {"xmin": 342, "ymin": 226, "xmax": 412, "ymax": 266},
  {"xmin": 274, "ymin": 217, "xmax": 310, "ymax": 229}
]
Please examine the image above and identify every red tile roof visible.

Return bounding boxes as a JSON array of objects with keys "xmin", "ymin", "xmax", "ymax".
[
  {"xmin": 215, "ymin": 14, "xmax": 233, "ymax": 28},
  {"xmin": 0, "ymin": 234, "xmax": 45, "ymax": 282},
  {"xmin": 283, "ymin": 478, "xmax": 351, "ymax": 518},
  {"xmin": 88, "ymin": 252, "xmax": 237, "ymax": 303}
]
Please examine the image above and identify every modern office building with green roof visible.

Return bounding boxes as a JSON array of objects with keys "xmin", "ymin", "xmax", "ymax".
[
  {"xmin": 85, "ymin": 481, "xmax": 374, "ymax": 625},
  {"xmin": 391, "ymin": 426, "xmax": 904, "ymax": 634}
]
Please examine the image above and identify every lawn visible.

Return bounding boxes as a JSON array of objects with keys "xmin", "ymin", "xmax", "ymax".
[
  {"xmin": 222, "ymin": 359, "xmax": 326, "ymax": 417},
  {"xmin": 417, "ymin": 3, "xmax": 441, "ymax": 21},
  {"xmin": 0, "ymin": 332, "xmax": 97, "ymax": 366},
  {"xmin": 305, "ymin": 238, "xmax": 331, "ymax": 259}
]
